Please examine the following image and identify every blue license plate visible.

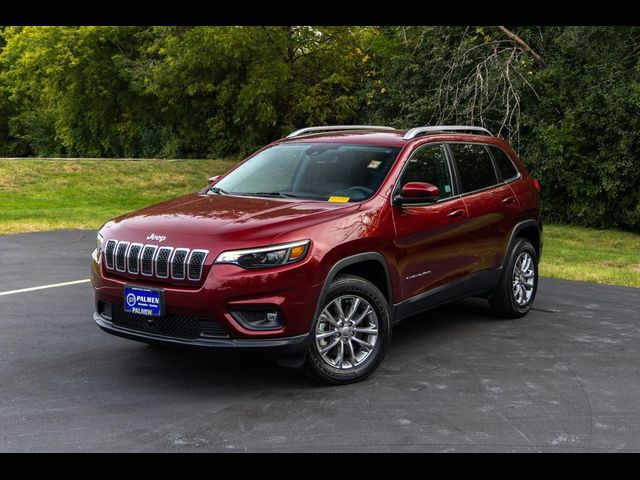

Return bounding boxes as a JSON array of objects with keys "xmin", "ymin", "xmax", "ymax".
[{"xmin": 124, "ymin": 286, "xmax": 164, "ymax": 317}]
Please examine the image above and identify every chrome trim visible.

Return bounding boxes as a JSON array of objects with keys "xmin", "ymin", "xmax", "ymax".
[
  {"xmin": 140, "ymin": 245, "xmax": 158, "ymax": 277},
  {"xmin": 115, "ymin": 241, "xmax": 130, "ymax": 273},
  {"xmin": 403, "ymin": 125, "xmax": 493, "ymax": 140},
  {"xmin": 170, "ymin": 248, "xmax": 190, "ymax": 280},
  {"xmin": 102, "ymin": 240, "xmax": 213, "ymax": 283},
  {"xmin": 286, "ymin": 125, "xmax": 395, "ymax": 138},
  {"xmin": 104, "ymin": 239, "xmax": 117, "ymax": 270},
  {"xmin": 127, "ymin": 243, "xmax": 143, "ymax": 274},
  {"xmin": 155, "ymin": 246, "xmax": 174, "ymax": 279},
  {"xmin": 187, "ymin": 249, "xmax": 209, "ymax": 281}
]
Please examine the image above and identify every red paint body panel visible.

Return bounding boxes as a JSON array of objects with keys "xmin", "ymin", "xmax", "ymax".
[{"xmin": 91, "ymin": 130, "xmax": 541, "ymax": 345}]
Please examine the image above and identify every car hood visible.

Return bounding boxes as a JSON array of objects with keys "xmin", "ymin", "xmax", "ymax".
[{"xmin": 101, "ymin": 192, "xmax": 359, "ymax": 248}]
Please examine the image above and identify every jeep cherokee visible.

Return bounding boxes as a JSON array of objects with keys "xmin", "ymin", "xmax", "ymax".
[{"xmin": 91, "ymin": 125, "xmax": 542, "ymax": 384}]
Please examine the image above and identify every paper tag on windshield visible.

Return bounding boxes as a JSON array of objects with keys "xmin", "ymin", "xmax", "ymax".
[
  {"xmin": 367, "ymin": 160, "xmax": 382, "ymax": 169},
  {"xmin": 328, "ymin": 196, "xmax": 350, "ymax": 203}
]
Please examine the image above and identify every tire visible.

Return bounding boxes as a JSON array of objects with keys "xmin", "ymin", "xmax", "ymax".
[
  {"xmin": 489, "ymin": 238, "xmax": 539, "ymax": 318},
  {"xmin": 303, "ymin": 274, "xmax": 391, "ymax": 385}
]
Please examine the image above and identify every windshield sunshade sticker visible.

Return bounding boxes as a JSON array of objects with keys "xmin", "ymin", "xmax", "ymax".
[{"xmin": 367, "ymin": 160, "xmax": 383, "ymax": 169}]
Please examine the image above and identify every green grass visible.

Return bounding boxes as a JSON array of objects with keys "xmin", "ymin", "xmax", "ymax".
[
  {"xmin": 1, "ymin": 159, "xmax": 639, "ymax": 288},
  {"xmin": 539, "ymin": 224, "xmax": 640, "ymax": 288},
  {"xmin": 0, "ymin": 159, "xmax": 237, "ymax": 234}
]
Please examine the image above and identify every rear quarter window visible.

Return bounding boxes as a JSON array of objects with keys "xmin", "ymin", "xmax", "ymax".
[{"xmin": 489, "ymin": 145, "xmax": 519, "ymax": 181}]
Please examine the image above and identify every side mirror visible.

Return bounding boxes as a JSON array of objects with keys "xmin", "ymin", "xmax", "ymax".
[
  {"xmin": 393, "ymin": 182, "xmax": 440, "ymax": 205},
  {"xmin": 208, "ymin": 175, "xmax": 221, "ymax": 184}
]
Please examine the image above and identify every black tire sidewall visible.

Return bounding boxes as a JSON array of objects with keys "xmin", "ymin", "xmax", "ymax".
[
  {"xmin": 305, "ymin": 275, "xmax": 391, "ymax": 384},
  {"xmin": 505, "ymin": 239, "xmax": 538, "ymax": 315}
]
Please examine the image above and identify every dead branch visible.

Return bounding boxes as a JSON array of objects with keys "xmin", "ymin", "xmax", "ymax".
[{"xmin": 497, "ymin": 26, "xmax": 546, "ymax": 67}]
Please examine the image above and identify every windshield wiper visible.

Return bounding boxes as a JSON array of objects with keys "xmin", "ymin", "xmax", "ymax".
[
  {"xmin": 208, "ymin": 186, "xmax": 229, "ymax": 195},
  {"xmin": 240, "ymin": 192, "xmax": 300, "ymax": 198}
]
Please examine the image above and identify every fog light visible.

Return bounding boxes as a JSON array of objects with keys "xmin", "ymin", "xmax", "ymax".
[{"xmin": 230, "ymin": 308, "xmax": 283, "ymax": 330}]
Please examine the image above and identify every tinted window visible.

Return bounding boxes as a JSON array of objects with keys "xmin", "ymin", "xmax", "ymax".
[
  {"xmin": 399, "ymin": 144, "xmax": 453, "ymax": 199},
  {"xmin": 489, "ymin": 145, "xmax": 519, "ymax": 181},
  {"xmin": 449, "ymin": 143, "xmax": 498, "ymax": 193}
]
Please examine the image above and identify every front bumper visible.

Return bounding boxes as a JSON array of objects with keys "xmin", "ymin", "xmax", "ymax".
[
  {"xmin": 91, "ymin": 247, "xmax": 324, "ymax": 343},
  {"xmin": 95, "ymin": 312, "xmax": 310, "ymax": 353}
]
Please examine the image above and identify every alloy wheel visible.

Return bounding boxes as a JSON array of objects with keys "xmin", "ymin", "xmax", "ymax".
[
  {"xmin": 314, "ymin": 295, "xmax": 379, "ymax": 369},
  {"xmin": 512, "ymin": 252, "xmax": 535, "ymax": 306}
]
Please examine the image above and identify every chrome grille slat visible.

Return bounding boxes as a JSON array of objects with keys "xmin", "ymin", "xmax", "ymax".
[
  {"xmin": 187, "ymin": 250, "xmax": 208, "ymax": 281},
  {"xmin": 104, "ymin": 240, "xmax": 207, "ymax": 283},
  {"xmin": 127, "ymin": 243, "xmax": 143, "ymax": 274},
  {"xmin": 104, "ymin": 240, "xmax": 117, "ymax": 270},
  {"xmin": 155, "ymin": 247, "xmax": 173, "ymax": 279},
  {"xmin": 115, "ymin": 241, "xmax": 130, "ymax": 272},
  {"xmin": 141, "ymin": 245, "xmax": 157, "ymax": 276},
  {"xmin": 171, "ymin": 248, "xmax": 190, "ymax": 280}
]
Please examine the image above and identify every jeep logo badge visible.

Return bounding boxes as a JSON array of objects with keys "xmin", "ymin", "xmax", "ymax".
[{"xmin": 146, "ymin": 233, "xmax": 167, "ymax": 243}]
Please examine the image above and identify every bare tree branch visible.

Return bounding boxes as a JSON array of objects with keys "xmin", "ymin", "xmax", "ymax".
[
  {"xmin": 497, "ymin": 26, "xmax": 546, "ymax": 67},
  {"xmin": 432, "ymin": 35, "xmax": 542, "ymax": 151}
]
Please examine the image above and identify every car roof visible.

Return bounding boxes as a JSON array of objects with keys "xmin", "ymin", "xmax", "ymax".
[{"xmin": 276, "ymin": 129, "xmax": 507, "ymax": 148}]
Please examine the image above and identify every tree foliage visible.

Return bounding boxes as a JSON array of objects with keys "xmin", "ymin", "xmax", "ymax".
[{"xmin": 0, "ymin": 26, "xmax": 638, "ymax": 230}]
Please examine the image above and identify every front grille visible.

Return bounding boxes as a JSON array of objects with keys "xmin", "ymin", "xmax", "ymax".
[
  {"xmin": 128, "ymin": 243, "xmax": 142, "ymax": 274},
  {"xmin": 104, "ymin": 240, "xmax": 117, "ymax": 270},
  {"xmin": 104, "ymin": 303, "xmax": 228, "ymax": 339},
  {"xmin": 155, "ymin": 247, "xmax": 173, "ymax": 278},
  {"xmin": 115, "ymin": 241, "xmax": 129, "ymax": 272},
  {"xmin": 171, "ymin": 249, "xmax": 189, "ymax": 280},
  {"xmin": 199, "ymin": 320, "xmax": 229, "ymax": 338},
  {"xmin": 99, "ymin": 301, "xmax": 113, "ymax": 320},
  {"xmin": 141, "ymin": 245, "xmax": 157, "ymax": 276},
  {"xmin": 103, "ymin": 238, "xmax": 209, "ymax": 284},
  {"xmin": 188, "ymin": 250, "xmax": 207, "ymax": 281}
]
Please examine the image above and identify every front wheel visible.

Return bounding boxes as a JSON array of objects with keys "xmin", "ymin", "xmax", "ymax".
[
  {"xmin": 489, "ymin": 238, "xmax": 539, "ymax": 318},
  {"xmin": 303, "ymin": 274, "xmax": 391, "ymax": 385}
]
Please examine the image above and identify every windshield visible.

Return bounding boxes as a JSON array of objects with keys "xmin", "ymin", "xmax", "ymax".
[{"xmin": 212, "ymin": 143, "xmax": 401, "ymax": 202}]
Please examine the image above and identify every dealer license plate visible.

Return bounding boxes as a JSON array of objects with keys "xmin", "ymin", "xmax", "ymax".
[{"xmin": 124, "ymin": 285, "xmax": 164, "ymax": 317}]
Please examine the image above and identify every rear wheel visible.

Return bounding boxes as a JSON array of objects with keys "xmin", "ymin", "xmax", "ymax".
[
  {"xmin": 490, "ymin": 238, "xmax": 538, "ymax": 318},
  {"xmin": 303, "ymin": 274, "xmax": 391, "ymax": 385}
]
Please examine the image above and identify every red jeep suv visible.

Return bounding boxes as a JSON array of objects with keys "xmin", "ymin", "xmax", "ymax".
[{"xmin": 91, "ymin": 125, "xmax": 542, "ymax": 384}]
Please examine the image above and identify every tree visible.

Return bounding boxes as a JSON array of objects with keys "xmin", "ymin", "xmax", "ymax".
[{"xmin": 133, "ymin": 26, "xmax": 372, "ymax": 156}]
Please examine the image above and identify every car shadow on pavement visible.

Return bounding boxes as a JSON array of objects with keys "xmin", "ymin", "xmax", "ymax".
[{"xmin": 113, "ymin": 297, "xmax": 500, "ymax": 392}]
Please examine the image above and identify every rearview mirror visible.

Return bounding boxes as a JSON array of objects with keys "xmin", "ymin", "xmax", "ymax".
[{"xmin": 393, "ymin": 182, "xmax": 440, "ymax": 205}]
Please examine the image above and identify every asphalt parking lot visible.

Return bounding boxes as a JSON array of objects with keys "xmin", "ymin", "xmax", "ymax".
[{"xmin": 1, "ymin": 230, "xmax": 639, "ymax": 452}]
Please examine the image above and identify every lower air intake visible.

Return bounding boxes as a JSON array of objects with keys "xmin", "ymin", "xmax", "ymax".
[{"xmin": 104, "ymin": 303, "xmax": 229, "ymax": 340}]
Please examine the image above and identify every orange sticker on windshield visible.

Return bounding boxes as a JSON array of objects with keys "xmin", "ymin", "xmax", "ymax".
[{"xmin": 328, "ymin": 196, "xmax": 350, "ymax": 203}]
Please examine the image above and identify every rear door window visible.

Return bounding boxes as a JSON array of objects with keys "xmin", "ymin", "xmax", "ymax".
[{"xmin": 449, "ymin": 143, "xmax": 499, "ymax": 193}]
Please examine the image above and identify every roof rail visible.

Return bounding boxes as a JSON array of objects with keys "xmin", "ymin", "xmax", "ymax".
[
  {"xmin": 403, "ymin": 125, "xmax": 493, "ymax": 140},
  {"xmin": 286, "ymin": 125, "xmax": 396, "ymax": 138}
]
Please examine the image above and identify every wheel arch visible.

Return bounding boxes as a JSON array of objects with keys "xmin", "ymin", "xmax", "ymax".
[
  {"xmin": 502, "ymin": 220, "xmax": 541, "ymax": 268},
  {"xmin": 313, "ymin": 252, "xmax": 393, "ymax": 324}
]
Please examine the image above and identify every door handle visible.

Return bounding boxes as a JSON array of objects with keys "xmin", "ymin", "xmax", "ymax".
[
  {"xmin": 448, "ymin": 208, "xmax": 466, "ymax": 218},
  {"xmin": 501, "ymin": 196, "xmax": 515, "ymax": 204}
]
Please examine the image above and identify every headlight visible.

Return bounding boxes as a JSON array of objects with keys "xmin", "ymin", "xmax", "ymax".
[
  {"xmin": 96, "ymin": 232, "xmax": 104, "ymax": 253},
  {"xmin": 215, "ymin": 240, "xmax": 310, "ymax": 269}
]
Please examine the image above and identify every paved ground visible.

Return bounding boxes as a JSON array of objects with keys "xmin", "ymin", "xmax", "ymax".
[{"xmin": 1, "ymin": 230, "xmax": 639, "ymax": 452}]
